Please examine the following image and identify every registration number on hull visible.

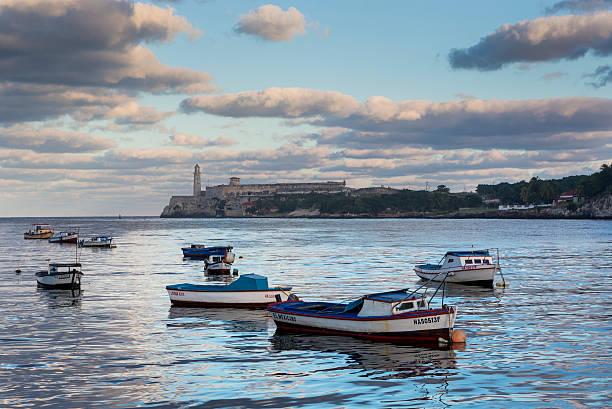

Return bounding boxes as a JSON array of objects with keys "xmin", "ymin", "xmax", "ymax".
[{"xmin": 271, "ymin": 312, "xmax": 296, "ymax": 322}]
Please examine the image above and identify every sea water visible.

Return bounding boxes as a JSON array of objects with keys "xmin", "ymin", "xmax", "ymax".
[{"xmin": 0, "ymin": 217, "xmax": 610, "ymax": 408}]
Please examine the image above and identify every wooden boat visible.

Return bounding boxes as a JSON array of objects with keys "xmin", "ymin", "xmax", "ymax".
[
  {"xmin": 166, "ymin": 273, "xmax": 293, "ymax": 308},
  {"xmin": 79, "ymin": 235, "xmax": 116, "ymax": 248},
  {"xmin": 181, "ymin": 245, "xmax": 236, "ymax": 274},
  {"xmin": 36, "ymin": 262, "xmax": 83, "ymax": 289},
  {"xmin": 414, "ymin": 250, "xmax": 500, "ymax": 286},
  {"xmin": 48, "ymin": 231, "xmax": 79, "ymax": 244},
  {"xmin": 268, "ymin": 289, "xmax": 457, "ymax": 344},
  {"xmin": 24, "ymin": 223, "xmax": 53, "ymax": 239}
]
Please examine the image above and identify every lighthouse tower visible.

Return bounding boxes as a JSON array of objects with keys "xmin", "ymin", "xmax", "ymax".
[{"xmin": 193, "ymin": 164, "xmax": 201, "ymax": 198}]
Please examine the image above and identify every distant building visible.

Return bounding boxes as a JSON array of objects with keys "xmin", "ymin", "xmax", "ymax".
[
  {"xmin": 161, "ymin": 164, "xmax": 348, "ymax": 217},
  {"xmin": 553, "ymin": 190, "xmax": 583, "ymax": 206}
]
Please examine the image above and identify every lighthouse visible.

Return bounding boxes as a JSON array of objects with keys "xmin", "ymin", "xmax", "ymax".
[{"xmin": 193, "ymin": 164, "xmax": 201, "ymax": 198}]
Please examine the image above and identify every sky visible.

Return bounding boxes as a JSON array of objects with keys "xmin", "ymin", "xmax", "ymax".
[{"xmin": 0, "ymin": 0, "xmax": 611, "ymax": 216}]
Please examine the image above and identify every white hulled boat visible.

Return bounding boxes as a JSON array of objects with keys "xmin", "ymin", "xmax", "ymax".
[
  {"xmin": 79, "ymin": 236, "xmax": 116, "ymax": 248},
  {"xmin": 414, "ymin": 249, "xmax": 500, "ymax": 286},
  {"xmin": 166, "ymin": 273, "xmax": 293, "ymax": 308},
  {"xmin": 36, "ymin": 262, "xmax": 83, "ymax": 289}
]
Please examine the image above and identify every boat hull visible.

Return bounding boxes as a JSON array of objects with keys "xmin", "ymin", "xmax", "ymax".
[
  {"xmin": 48, "ymin": 234, "xmax": 79, "ymax": 244},
  {"xmin": 80, "ymin": 242, "xmax": 115, "ymax": 248},
  {"xmin": 36, "ymin": 272, "xmax": 82, "ymax": 289},
  {"xmin": 268, "ymin": 304, "xmax": 457, "ymax": 343},
  {"xmin": 204, "ymin": 262, "xmax": 232, "ymax": 275},
  {"xmin": 167, "ymin": 288, "xmax": 291, "ymax": 308},
  {"xmin": 414, "ymin": 266, "xmax": 496, "ymax": 286},
  {"xmin": 24, "ymin": 232, "xmax": 53, "ymax": 239}
]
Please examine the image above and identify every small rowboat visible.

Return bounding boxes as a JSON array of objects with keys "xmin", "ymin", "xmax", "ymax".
[
  {"xmin": 166, "ymin": 273, "xmax": 293, "ymax": 308},
  {"xmin": 36, "ymin": 262, "xmax": 83, "ymax": 289},
  {"xmin": 24, "ymin": 223, "xmax": 53, "ymax": 239},
  {"xmin": 414, "ymin": 249, "xmax": 500, "ymax": 286},
  {"xmin": 48, "ymin": 231, "xmax": 79, "ymax": 244},
  {"xmin": 268, "ymin": 289, "xmax": 457, "ymax": 344}
]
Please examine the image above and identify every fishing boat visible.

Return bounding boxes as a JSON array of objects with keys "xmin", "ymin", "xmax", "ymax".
[
  {"xmin": 414, "ymin": 249, "xmax": 500, "ymax": 286},
  {"xmin": 182, "ymin": 244, "xmax": 232, "ymax": 259},
  {"xmin": 166, "ymin": 273, "xmax": 294, "ymax": 308},
  {"xmin": 268, "ymin": 289, "xmax": 457, "ymax": 344},
  {"xmin": 79, "ymin": 235, "xmax": 116, "ymax": 248},
  {"xmin": 24, "ymin": 223, "xmax": 53, "ymax": 239},
  {"xmin": 48, "ymin": 231, "xmax": 79, "ymax": 244},
  {"xmin": 181, "ymin": 245, "xmax": 236, "ymax": 274},
  {"xmin": 36, "ymin": 262, "xmax": 83, "ymax": 289}
]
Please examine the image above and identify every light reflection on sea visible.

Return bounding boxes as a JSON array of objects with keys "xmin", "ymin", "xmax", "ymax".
[{"xmin": 0, "ymin": 217, "xmax": 611, "ymax": 408}]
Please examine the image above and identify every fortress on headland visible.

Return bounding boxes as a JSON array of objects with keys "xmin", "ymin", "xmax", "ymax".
[{"xmin": 161, "ymin": 164, "xmax": 350, "ymax": 217}]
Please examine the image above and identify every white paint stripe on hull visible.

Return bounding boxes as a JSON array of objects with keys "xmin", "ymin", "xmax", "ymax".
[{"xmin": 167, "ymin": 289, "xmax": 289, "ymax": 304}]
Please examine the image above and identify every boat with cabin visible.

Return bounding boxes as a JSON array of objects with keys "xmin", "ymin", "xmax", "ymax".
[
  {"xmin": 268, "ymin": 289, "xmax": 457, "ymax": 344},
  {"xmin": 166, "ymin": 273, "xmax": 294, "ymax": 308},
  {"xmin": 36, "ymin": 262, "xmax": 83, "ymax": 289},
  {"xmin": 79, "ymin": 235, "xmax": 116, "ymax": 248},
  {"xmin": 24, "ymin": 223, "xmax": 53, "ymax": 239},
  {"xmin": 414, "ymin": 249, "xmax": 500, "ymax": 286},
  {"xmin": 48, "ymin": 231, "xmax": 79, "ymax": 244}
]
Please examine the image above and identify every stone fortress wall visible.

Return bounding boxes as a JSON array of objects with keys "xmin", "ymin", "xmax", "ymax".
[{"xmin": 161, "ymin": 165, "xmax": 347, "ymax": 217}]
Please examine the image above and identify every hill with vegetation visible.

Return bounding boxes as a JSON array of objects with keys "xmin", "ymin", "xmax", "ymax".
[{"xmin": 245, "ymin": 163, "xmax": 611, "ymax": 218}]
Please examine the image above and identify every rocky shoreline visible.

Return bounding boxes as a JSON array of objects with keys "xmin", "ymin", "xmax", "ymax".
[{"xmin": 161, "ymin": 194, "xmax": 612, "ymax": 220}]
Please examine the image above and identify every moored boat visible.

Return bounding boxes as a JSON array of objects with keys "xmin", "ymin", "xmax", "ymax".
[
  {"xmin": 79, "ymin": 235, "xmax": 116, "ymax": 248},
  {"xmin": 48, "ymin": 231, "xmax": 79, "ymax": 244},
  {"xmin": 166, "ymin": 273, "xmax": 293, "ymax": 308},
  {"xmin": 36, "ymin": 262, "xmax": 83, "ymax": 289},
  {"xmin": 181, "ymin": 244, "xmax": 236, "ymax": 274},
  {"xmin": 24, "ymin": 223, "xmax": 53, "ymax": 239},
  {"xmin": 414, "ymin": 250, "xmax": 500, "ymax": 286},
  {"xmin": 268, "ymin": 289, "xmax": 457, "ymax": 344}
]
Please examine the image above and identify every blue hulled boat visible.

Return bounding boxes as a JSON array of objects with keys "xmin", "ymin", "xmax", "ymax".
[{"xmin": 268, "ymin": 289, "xmax": 457, "ymax": 344}]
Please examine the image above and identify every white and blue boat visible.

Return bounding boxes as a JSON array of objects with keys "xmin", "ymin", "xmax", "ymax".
[
  {"xmin": 166, "ymin": 273, "xmax": 293, "ymax": 308},
  {"xmin": 79, "ymin": 235, "xmax": 116, "ymax": 248},
  {"xmin": 36, "ymin": 262, "xmax": 83, "ymax": 289},
  {"xmin": 268, "ymin": 289, "xmax": 457, "ymax": 344},
  {"xmin": 414, "ymin": 250, "xmax": 500, "ymax": 286}
]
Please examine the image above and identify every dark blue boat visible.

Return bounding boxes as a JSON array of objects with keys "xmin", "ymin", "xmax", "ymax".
[{"xmin": 181, "ymin": 244, "xmax": 232, "ymax": 258}]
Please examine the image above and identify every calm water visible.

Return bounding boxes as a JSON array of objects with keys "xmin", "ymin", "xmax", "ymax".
[{"xmin": 0, "ymin": 217, "xmax": 611, "ymax": 408}]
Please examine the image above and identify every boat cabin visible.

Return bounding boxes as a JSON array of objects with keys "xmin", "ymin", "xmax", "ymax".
[
  {"xmin": 28, "ymin": 224, "xmax": 52, "ymax": 234},
  {"xmin": 48, "ymin": 262, "xmax": 82, "ymax": 274},
  {"xmin": 339, "ymin": 290, "xmax": 429, "ymax": 317},
  {"xmin": 442, "ymin": 250, "xmax": 493, "ymax": 268}
]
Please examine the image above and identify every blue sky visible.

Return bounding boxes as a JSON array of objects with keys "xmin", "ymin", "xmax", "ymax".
[{"xmin": 0, "ymin": 0, "xmax": 610, "ymax": 215}]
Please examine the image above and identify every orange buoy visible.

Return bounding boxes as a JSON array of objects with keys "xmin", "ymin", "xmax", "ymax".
[{"xmin": 452, "ymin": 329, "xmax": 467, "ymax": 343}]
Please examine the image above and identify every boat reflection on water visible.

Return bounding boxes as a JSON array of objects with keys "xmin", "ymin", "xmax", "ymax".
[
  {"xmin": 37, "ymin": 287, "xmax": 82, "ymax": 309},
  {"xmin": 167, "ymin": 306, "xmax": 270, "ymax": 333},
  {"xmin": 270, "ymin": 332, "xmax": 459, "ymax": 380},
  {"xmin": 418, "ymin": 279, "xmax": 502, "ymax": 299}
]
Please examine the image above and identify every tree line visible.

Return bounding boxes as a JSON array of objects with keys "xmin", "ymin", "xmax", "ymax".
[
  {"xmin": 476, "ymin": 163, "xmax": 612, "ymax": 205},
  {"xmin": 247, "ymin": 189, "xmax": 483, "ymax": 216}
]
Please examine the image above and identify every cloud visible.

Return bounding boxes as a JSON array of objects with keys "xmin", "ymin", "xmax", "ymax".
[
  {"xmin": 181, "ymin": 88, "xmax": 361, "ymax": 117},
  {"xmin": 0, "ymin": 0, "xmax": 213, "ymax": 94},
  {"xmin": 0, "ymin": 125, "xmax": 116, "ymax": 153},
  {"xmin": 584, "ymin": 64, "xmax": 612, "ymax": 87},
  {"xmin": 103, "ymin": 102, "xmax": 174, "ymax": 124},
  {"xmin": 234, "ymin": 4, "xmax": 306, "ymax": 42},
  {"xmin": 166, "ymin": 133, "xmax": 237, "ymax": 147},
  {"xmin": 542, "ymin": 71, "xmax": 568, "ymax": 80},
  {"xmin": 546, "ymin": 0, "xmax": 612, "ymax": 14},
  {"xmin": 448, "ymin": 11, "xmax": 612, "ymax": 70},
  {"xmin": 182, "ymin": 88, "xmax": 612, "ymax": 152}
]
